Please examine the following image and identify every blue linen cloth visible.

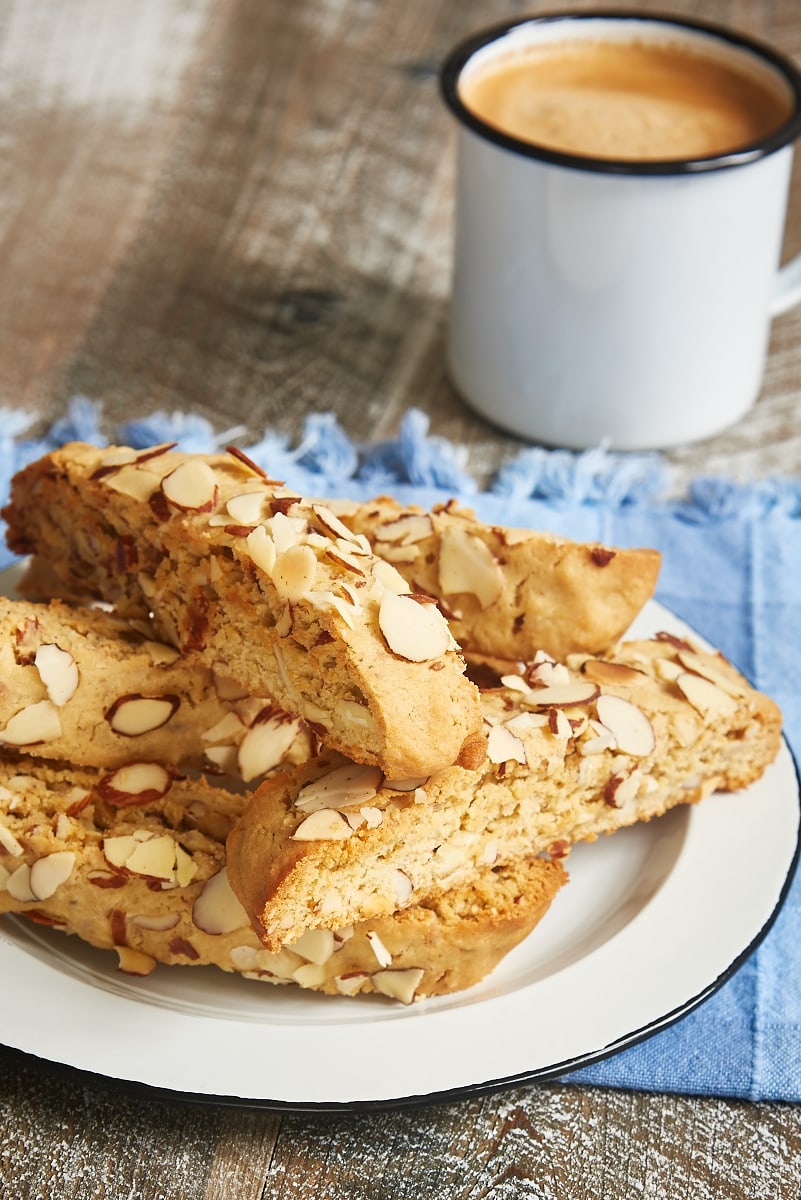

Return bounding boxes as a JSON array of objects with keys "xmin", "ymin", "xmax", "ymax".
[{"xmin": 2, "ymin": 400, "xmax": 799, "ymax": 1103}]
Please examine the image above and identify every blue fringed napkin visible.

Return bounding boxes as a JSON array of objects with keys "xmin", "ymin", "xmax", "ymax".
[{"xmin": 2, "ymin": 400, "xmax": 799, "ymax": 1102}]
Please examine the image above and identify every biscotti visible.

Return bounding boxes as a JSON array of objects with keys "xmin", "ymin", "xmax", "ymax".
[
  {"xmin": 226, "ymin": 634, "xmax": 783, "ymax": 949},
  {"xmin": 0, "ymin": 759, "xmax": 566, "ymax": 1002},
  {"xmin": 0, "ymin": 597, "xmax": 312, "ymax": 780},
  {"xmin": 3, "ymin": 443, "xmax": 483, "ymax": 779},
  {"xmin": 328, "ymin": 495, "xmax": 662, "ymax": 661}
]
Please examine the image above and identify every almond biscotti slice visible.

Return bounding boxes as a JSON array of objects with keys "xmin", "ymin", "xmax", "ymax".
[
  {"xmin": 226, "ymin": 634, "xmax": 782, "ymax": 950},
  {"xmin": 0, "ymin": 597, "xmax": 313, "ymax": 781},
  {"xmin": 0, "ymin": 759, "xmax": 565, "ymax": 1002},
  {"xmin": 3, "ymin": 444, "xmax": 483, "ymax": 779},
  {"xmin": 328, "ymin": 495, "xmax": 662, "ymax": 661}
]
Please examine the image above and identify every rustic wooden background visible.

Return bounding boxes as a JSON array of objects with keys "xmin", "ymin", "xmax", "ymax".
[{"xmin": 1, "ymin": 1, "xmax": 800, "ymax": 1196}]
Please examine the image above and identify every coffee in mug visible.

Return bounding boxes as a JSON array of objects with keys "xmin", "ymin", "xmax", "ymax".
[
  {"xmin": 458, "ymin": 40, "xmax": 792, "ymax": 162},
  {"xmin": 440, "ymin": 14, "xmax": 801, "ymax": 450}
]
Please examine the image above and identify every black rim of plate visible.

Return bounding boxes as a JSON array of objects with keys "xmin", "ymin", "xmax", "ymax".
[{"xmin": 439, "ymin": 9, "xmax": 801, "ymax": 177}]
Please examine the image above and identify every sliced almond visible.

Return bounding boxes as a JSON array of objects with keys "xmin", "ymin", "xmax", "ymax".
[
  {"xmin": 372, "ymin": 513, "xmax": 433, "ymax": 546},
  {"xmin": 579, "ymin": 730, "xmax": 618, "ymax": 756},
  {"xmin": 55, "ymin": 813, "xmax": 73, "ymax": 840},
  {"xmin": 273, "ymin": 545, "xmax": 318, "ymax": 601},
  {"xmin": 102, "ymin": 464, "xmax": 160, "ymax": 502},
  {"xmin": 238, "ymin": 716, "xmax": 302, "ymax": 782},
  {"xmin": 500, "ymin": 674, "xmax": 530, "ymax": 694},
  {"xmin": 654, "ymin": 657, "xmax": 684, "ymax": 683},
  {"xmin": 311, "ymin": 503, "xmax": 364, "ymax": 544},
  {"xmin": 676, "ymin": 672, "xmax": 739, "ymax": 718},
  {"xmin": 142, "ymin": 640, "xmax": 181, "ymax": 666},
  {"xmin": 384, "ymin": 776, "xmax": 429, "ymax": 792},
  {"xmin": 581, "ymin": 660, "xmax": 645, "ymax": 686},
  {"xmin": 333, "ymin": 699, "xmax": 377, "ymax": 735},
  {"xmin": 29, "ymin": 851, "xmax": 76, "ymax": 899},
  {"xmin": 290, "ymin": 928, "xmax": 337, "ymax": 965},
  {"xmin": 125, "ymin": 835, "xmax": 180, "ymax": 880},
  {"xmin": 334, "ymin": 972, "xmax": 370, "ymax": 996},
  {"xmin": 438, "ymin": 527, "xmax": 504, "ymax": 609},
  {"xmin": 103, "ymin": 835, "xmax": 140, "ymax": 871},
  {"xmin": 505, "ymin": 711, "xmax": 549, "ymax": 735},
  {"xmin": 526, "ymin": 681, "xmax": 600, "ymax": 709},
  {"xmin": 106, "ymin": 694, "xmax": 180, "ymax": 736},
  {"xmin": 95, "ymin": 446, "xmax": 138, "ymax": 471},
  {"xmin": 192, "ymin": 867, "xmax": 250, "ymax": 934},
  {"xmin": 204, "ymin": 745, "xmax": 239, "ymax": 773},
  {"xmin": 0, "ymin": 700, "xmax": 62, "ymax": 746},
  {"xmin": 174, "ymin": 844, "xmax": 197, "ymax": 888},
  {"xmin": 393, "ymin": 869, "xmax": 414, "ymax": 905},
  {"xmin": 115, "ymin": 946, "xmax": 157, "ymax": 976},
  {"xmin": 365, "ymin": 930, "xmax": 393, "ymax": 968},
  {"xmin": 202, "ymin": 712, "xmax": 246, "ymax": 744},
  {"xmin": 595, "ymin": 694, "xmax": 656, "ymax": 757},
  {"xmin": 291, "ymin": 809, "xmax": 354, "ymax": 841},
  {"xmin": 611, "ymin": 769, "xmax": 643, "ymax": 808},
  {"xmin": 528, "ymin": 660, "xmax": 571, "ymax": 688},
  {"xmin": 6, "ymin": 864, "xmax": 37, "ymax": 903},
  {"xmin": 372, "ymin": 558, "xmax": 411, "ymax": 595},
  {"xmin": 98, "ymin": 762, "xmax": 172, "ymax": 806},
  {"xmin": 34, "ymin": 644, "xmax": 79, "ymax": 706},
  {"xmin": 245, "ymin": 525, "xmax": 277, "ymax": 575},
  {"xmin": 549, "ymin": 708, "xmax": 574, "ymax": 739},
  {"xmin": 372, "ymin": 967, "xmax": 425, "ymax": 1005},
  {"xmin": 270, "ymin": 511, "xmax": 308, "ymax": 554},
  {"xmin": 487, "ymin": 724, "xmax": 527, "ymax": 765},
  {"xmin": 226, "ymin": 491, "xmax": 267, "ymax": 525},
  {"xmin": 295, "ymin": 764, "xmax": 384, "ymax": 812},
  {"xmin": 676, "ymin": 650, "xmax": 747, "ymax": 699},
  {"xmin": 292, "ymin": 962, "xmax": 329, "ymax": 989},
  {"xmin": 373, "ymin": 542, "xmax": 420, "ymax": 564},
  {"xmin": 132, "ymin": 912, "xmax": 181, "ymax": 932},
  {"xmin": 0, "ymin": 822, "xmax": 24, "ymax": 857},
  {"xmin": 161, "ymin": 460, "xmax": 220, "ymax": 512},
  {"xmin": 378, "ymin": 591, "xmax": 452, "ymax": 662}
]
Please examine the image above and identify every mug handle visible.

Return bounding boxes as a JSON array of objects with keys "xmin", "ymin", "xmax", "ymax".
[{"xmin": 772, "ymin": 253, "xmax": 801, "ymax": 315}]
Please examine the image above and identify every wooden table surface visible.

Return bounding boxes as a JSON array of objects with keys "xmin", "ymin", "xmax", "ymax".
[{"xmin": 1, "ymin": 1, "xmax": 800, "ymax": 1196}]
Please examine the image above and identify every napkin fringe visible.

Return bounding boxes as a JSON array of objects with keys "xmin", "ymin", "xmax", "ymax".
[{"xmin": 3, "ymin": 397, "xmax": 801, "ymax": 559}]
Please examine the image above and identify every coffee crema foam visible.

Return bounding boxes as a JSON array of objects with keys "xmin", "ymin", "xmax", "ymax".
[{"xmin": 459, "ymin": 40, "xmax": 792, "ymax": 162}]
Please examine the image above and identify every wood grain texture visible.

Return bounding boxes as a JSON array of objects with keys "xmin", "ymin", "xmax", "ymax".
[
  {"xmin": 1, "ymin": 2, "xmax": 801, "ymax": 1197},
  {"xmin": 2, "ymin": 1045, "xmax": 801, "ymax": 1199}
]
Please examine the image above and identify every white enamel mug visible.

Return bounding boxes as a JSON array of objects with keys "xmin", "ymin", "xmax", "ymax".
[{"xmin": 440, "ymin": 12, "xmax": 801, "ymax": 450}]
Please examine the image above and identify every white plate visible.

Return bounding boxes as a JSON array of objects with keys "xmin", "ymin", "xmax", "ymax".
[{"xmin": 0, "ymin": 587, "xmax": 797, "ymax": 1110}]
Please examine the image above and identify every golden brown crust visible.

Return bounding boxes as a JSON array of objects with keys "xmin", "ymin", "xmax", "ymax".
[
  {"xmin": 328, "ymin": 495, "xmax": 662, "ymax": 660},
  {"xmin": 226, "ymin": 634, "xmax": 782, "ymax": 950},
  {"xmin": 0, "ymin": 759, "xmax": 565, "ymax": 1001},
  {"xmin": 3, "ymin": 444, "xmax": 483, "ymax": 779}
]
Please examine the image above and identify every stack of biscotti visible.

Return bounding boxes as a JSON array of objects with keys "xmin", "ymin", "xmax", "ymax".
[
  {"xmin": 0, "ymin": 593, "xmax": 567, "ymax": 998},
  {"xmin": 3, "ymin": 443, "xmax": 637, "ymax": 997},
  {"xmin": 0, "ymin": 442, "xmax": 782, "ymax": 1004}
]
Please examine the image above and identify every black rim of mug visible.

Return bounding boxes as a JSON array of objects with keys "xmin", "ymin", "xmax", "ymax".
[{"xmin": 439, "ymin": 8, "xmax": 801, "ymax": 176}]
